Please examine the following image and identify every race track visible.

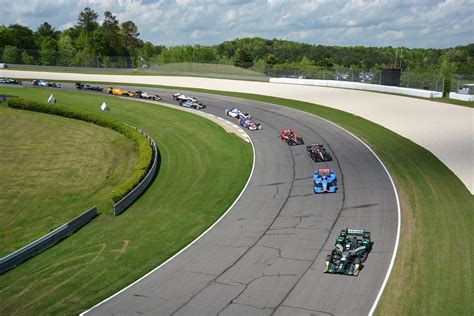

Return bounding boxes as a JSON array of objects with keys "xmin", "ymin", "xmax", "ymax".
[{"xmin": 71, "ymin": 86, "xmax": 399, "ymax": 316}]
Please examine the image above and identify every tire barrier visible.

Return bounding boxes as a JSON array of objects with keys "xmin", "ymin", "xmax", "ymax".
[
  {"xmin": 112, "ymin": 125, "xmax": 158, "ymax": 216},
  {"xmin": 0, "ymin": 206, "xmax": 97, "ymax": 275}
]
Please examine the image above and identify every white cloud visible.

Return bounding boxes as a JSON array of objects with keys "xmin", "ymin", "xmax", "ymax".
[
  {"xmin": 0, "ymin": 0, "xmax": 472, "ymax": 48},
  {"xmin": 376, "ymin": 31, "xmax": 406, "ymax": 40}
]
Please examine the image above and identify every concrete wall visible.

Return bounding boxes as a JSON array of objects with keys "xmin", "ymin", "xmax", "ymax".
[
  {"xmin": 270, "ymin": 78, "xmax": 443, "ymax": 99},
  {"xmin": 449, "ymin": 92, "xmax": 474, "ymax": 102}
]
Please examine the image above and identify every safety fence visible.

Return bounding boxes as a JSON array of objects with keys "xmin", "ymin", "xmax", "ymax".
[
  {"xmin": 270, "ymin": 67, "xmax": 445, "ymax": 92},
  {"xmin": 112, "ymin": 124, "xmax": 158, "ymax": 216},
  {"xmin": 0, "ymin": 207, "xmax": 97, "ymax": 275}
]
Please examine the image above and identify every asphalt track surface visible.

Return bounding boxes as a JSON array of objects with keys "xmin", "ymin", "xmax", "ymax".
[{"xmin": 12, "ymin": 83, "xmax": 399, "ymax": 315}]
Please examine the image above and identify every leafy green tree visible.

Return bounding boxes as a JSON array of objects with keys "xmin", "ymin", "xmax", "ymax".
[
  {"xmin": 121, "ymin": 21, "xmax": 140, "ymax": 54},
  {"xmin": 77, "ymin": 7, "xmax": 99, "ymax": 33},
  {"xmin": 7, "ymin": 24, "xmax": 36, "ymax": 49},
  {"xmin": 58, "ymin": 34, "xmax": 77, "ymax": 66},
  {"xmin": 0, "ymin": 26, "xmax": 9, "ymax": 48},
  {"xmin": 234, "ymin": 48, "xmax": 252, "ymax": 68},
  {"xmin": 21, "ymin": 51, "xmax": 36, "ymax": 65},
  {"xmin": 36, "ymin": 22, "xmax": 56, "ymax": 38},
  {"xmin": 2, "ymin": 45, "xmax": 20, "ymax": 63},
  {"xmin": 101, "ymin": 11, "xmax": 126, "ymax": 58},
  {"xmin": 39, "ymin": 37, "xmax": 58, "ymax": 65}
]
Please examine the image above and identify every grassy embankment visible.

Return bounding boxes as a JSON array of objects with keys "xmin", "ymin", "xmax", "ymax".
[
  {"xmin": 0, "ymin": 106, "xmax": 137, "ymax": 257},
  {"xmin": 6, "ymin": 62, "xmax": 267, "ymax": 79},
  {"xmin": 0, "ymin": 86, "xmax": 252, "ymax": 315}
]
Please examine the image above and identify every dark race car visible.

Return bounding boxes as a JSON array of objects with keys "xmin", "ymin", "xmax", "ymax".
[
  {"xmin": 32, "ymin": 79, "xmax": 61, "ymax": 88},
  {"xmin": 0, "ymin": 77, "xmax": 22, "ymax": 85},
  {"xmin": 134, "ymin": 90, "xmax": 162, "ymax": 101},
  {"xmin": 306, "ymin": 144, "xmax": 332, "ymax": 162},
  {"xmin": 279, "ymin": 129, "xmax": 304, "ymax": 146},
  {"xmin": 324, "ymin": 229, "xmax": 372, "ymax": 276},
  {"xmin": 75, "ymin": 82, "xmax": 103, "ymax": 91}
]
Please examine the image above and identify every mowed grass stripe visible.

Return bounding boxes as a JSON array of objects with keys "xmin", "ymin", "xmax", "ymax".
[
  {"xmin": 0, "ymin": 86, "xmax": 252, "ymax": 315},
  {"xmin": 0, "ymin": 106, "xmax": 137, "ymax": 257}
]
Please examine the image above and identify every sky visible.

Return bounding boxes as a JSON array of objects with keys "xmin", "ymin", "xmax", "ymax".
[{"xmin": 0, "ymin": 0, "xmax": 473, "ymax": 48}]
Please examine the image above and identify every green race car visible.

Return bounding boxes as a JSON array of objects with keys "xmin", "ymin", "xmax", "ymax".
[
  {"xmin": 0, "ymin": 77, "xmax": 22, "ymax": 85},
  {"xmin": 323, "ymin": 229, "xmax": 372, "ymax": 276}
]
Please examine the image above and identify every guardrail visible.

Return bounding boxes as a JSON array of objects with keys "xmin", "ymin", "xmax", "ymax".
[
  {"xmin": 0, "ymin": 206, "xmax": 97, "ymax": 275},
  {"xmin": 270, "ymin": 78, "xmax": 443, "ymax": 98},
  {"xmin": 112, "ymin": 125, "xmax": 158, "ymax": 216}
]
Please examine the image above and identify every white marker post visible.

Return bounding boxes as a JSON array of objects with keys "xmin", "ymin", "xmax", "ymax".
[
  {"xmin": 47, "ymin": 94, "xmax": 56, "ymax": 104},
  {"xmin": 100, "ymin": 102, "xmax": 109, "ymax": 111}
]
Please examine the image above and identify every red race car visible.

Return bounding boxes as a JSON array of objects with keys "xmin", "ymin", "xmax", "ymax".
[{"xmin": 279, "ymin": 129, "xmax": 304, "ymax": 146}]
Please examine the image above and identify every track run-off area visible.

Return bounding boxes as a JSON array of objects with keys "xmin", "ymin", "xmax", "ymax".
[{"xmin": 1, "ymin": 72, "xmax": 472, "ymax": 315}]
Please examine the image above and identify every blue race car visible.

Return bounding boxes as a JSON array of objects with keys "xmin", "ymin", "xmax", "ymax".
[
  {"xmin": 313, "ymin": 168, "xmax": 337, "ymax": 193},
  {"xmin": 239, "ymin": 115, "xmax": 262, "ymax": 130}
]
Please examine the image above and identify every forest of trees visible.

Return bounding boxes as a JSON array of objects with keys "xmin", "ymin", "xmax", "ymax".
[{"xmin": 1, "ymin": 7, "xmax": 473, "ymax": 77}]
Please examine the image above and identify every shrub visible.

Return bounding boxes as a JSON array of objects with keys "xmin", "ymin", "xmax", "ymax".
[{"xmin": 7, "ymin": 98, "xmax": 153, "ymax": 203}]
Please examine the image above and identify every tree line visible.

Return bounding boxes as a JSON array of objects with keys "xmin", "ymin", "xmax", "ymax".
[{"xmin": 0, "ymin": 7, "xmax": 473, "ymax": 76}]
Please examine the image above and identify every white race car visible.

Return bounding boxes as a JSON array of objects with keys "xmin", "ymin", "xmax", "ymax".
[{"xmin": 225, "ymin": 107, "xmax": 246, "ymax": 119}]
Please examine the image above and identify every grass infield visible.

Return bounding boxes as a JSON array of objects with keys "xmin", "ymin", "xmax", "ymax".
[
  {"xmin": 0, "ymin": 86, "xmax": 252, "ymax": 315},
  {"xmin": 0, "ymin": 107, "xmax": 137, "ymax": 257}
]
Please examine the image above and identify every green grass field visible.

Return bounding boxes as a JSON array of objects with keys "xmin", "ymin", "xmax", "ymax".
[
  {"xmin": 0, "ymin": 107, "xmax": 137, "ymax": 257},
  {"xmin": 0, "ymin": 86, "xmax": 252, "ymax": 315}
]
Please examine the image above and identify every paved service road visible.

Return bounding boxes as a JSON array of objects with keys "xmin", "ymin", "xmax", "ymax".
[{"xmin": 70, "ymin": 86, "xmax": 400, "ymax": 316}]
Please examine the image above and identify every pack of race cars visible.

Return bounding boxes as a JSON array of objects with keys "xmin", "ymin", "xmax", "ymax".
[
  {"xmin": 225, "ymin": 108, "xmax": 370, "ymax": 276},
  {"xmin": 6, "ymin": 79, "xmax": 370, "ymax": 275}
]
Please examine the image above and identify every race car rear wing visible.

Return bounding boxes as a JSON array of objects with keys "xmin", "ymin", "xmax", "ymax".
[
  {"xmin": 346, "ymin": 229, "xmax": 370, "ymax": 238},
  {"xmin": 347, "ymin": 229, "xmax": 365, "ymax": 235}
]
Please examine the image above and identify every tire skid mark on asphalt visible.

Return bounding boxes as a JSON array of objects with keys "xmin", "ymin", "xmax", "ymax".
[
  {"xmin": 168, "ymin": 117, "xmax": 298, "ymax": 315},
  {"xmin": 54, "ymin": 84, "xmax": 397, "ymax": 315},
  {"xmin": 154, "ymin": 90, "xmax": 350, "ymax": 314}
]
